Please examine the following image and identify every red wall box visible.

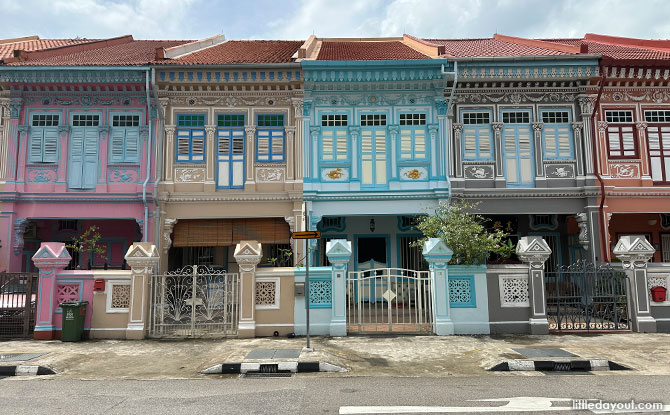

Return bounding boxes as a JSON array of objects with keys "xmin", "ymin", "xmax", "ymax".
[
  {"xmin": 93, "ymin": 279, "xmax": 105, "ymax": 292},
  {"xmin": 651, "ymin": 286, "xmax": 667, "ymax": 302}
]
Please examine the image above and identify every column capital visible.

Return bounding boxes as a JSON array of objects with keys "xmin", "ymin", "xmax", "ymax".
[
  {"xmin": 516, "ymin": 236, "xmax": 552, "ymax": 269},
  {"xmin": 205, "ymin": 125, "xmax": 216, "ymax": 136},
  {"xmin": 245, "ymin": 126, "xmax": 256, "ymax": 137},
  {"xmin": 309, "ymin": 125, "xmax": 321, "ymax": 137},
  {"xmin": 427, "ymin": 123, "xmax": 439, "ymax": 134},
  {"xmin": 452, "ymin": 122, "xmax": 464, "ymax": 133},
  {"xmin": 636, "ymin": 121, "xmax": 648, "ymax": 131},
  {"xmin": 531, "ymin": 122, "xmax": 544, "ymax": 132},
  {"xmin": 165, "ymin": 125, "xmax": 176, "ymax": 138},
  {"xmin": 597, "ymin": 121, "xmax": 608, "ymax": 132},
  {"xmin": 387, "ymin": 124, "xmax": 400, "ymax": 135},
  {"xmin": 577, "ymin": 95, "xmax": 596, "ymax": 116},
  {"xmin": 347, "ymin": 125, "xmax": 360, "ymax": 135},
  {"xmin": 284, "ymin": 126, "xmax": 296, "ymax": 136},
  {"xmin": 491, "ymin": 122, "xmax": 504, "ymax": 132},
  {"xmin": 571, "ymin": 121, "xmax": 584, "ymax": 132},
  {"xmin": 613, "ymin": 235, "xmax": 655, "ymax": 269},
  {"xmin": 291, "ymin": 97, "xmax": 304, "ymax": 119},
  {"xmin": 234, "ymin": 240, "xmax": 262, "ymax": 272},
  {"xmin": 98, "ymin": 125, "xmax": 111, "ymax": 140},
  {"xmin": 9, "ymin": 98, "xmax": 23, "ymax": 119},
  {"xmin": 17, "ymin": 124, "xmax": 29, "ymax": 138}
]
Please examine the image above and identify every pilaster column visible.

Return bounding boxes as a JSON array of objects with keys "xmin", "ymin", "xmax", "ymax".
[
  {"xmin": 491, "ymin": 122, "xmax": 505, "ymax": 181},
  {"xmin": 348, "ymin": 126, "xmax": 360, "ymax": 180},
  {"xmin": 301, "ymin": 101, "xmax": 312, "ymax": 181},
  {"xmin": 98, "ymin": 126, "xmax": 111, "ymax": 182},
  {"xmin": 578, "ymin": 95, "xmax": 596, "ymax": 175},
  {"xmin": 234, "ymin": 240, "xmax": 262, "ymax": 338},
  {"xmin": 124, "ymin": 243, "xmax": 160, "ymax": 339},
  {"xmin": 452, "ymin": 123, "xmax": 464, "ymax": 178},
  {"xmin": 164, "ymin": 126, "xmax": 176, "ymax": 182},
  {"xmin": 516, "ymin": 236, "xmax": 552, "ymax": 334},
  {"xmin": 31, "ymin": 243, "xmax": 72, "ymax": 340},
  {"xmin": 57, "ymin": 126, "xmax": 71, "ymax": 183},
  {"xmin": 285, "ymin": 126, "xmax": 296, "ymax": 181},
  {"xmin": 388, "ymin": 125, "xmax": 399, "ymax": 179},
  {"xmin": 571, "ymin": 122, "xmax": 585, "ymax": 177},
  {"xmin": 636, "ymin": 121, "xmax": 650, "ymax": 179},
  {"xmin": 6, "ymin": 98, "xmax": 22, "ymax": 181},
  {"xmin": 326, "ymin": 239, "xmax": 352, "ymax": 336},
  {"xmin": 0, "ymin": 99, "xmax": 10, "ymax": 180},
  {"xmin": 139, "ymin": 125, "xmax": 150, "ymax": 182},
  {"xmin": 309, "ymin": 126, "xmax": 320, "ymax": 181},
  {"xmin": 531, "ymin": 122, "xmax": 545, "ymax": 178},
  {"xmin": 422, "ymin": 238, "xmax": 454, "ymax": 335},
  {"xmin": 443, "ymin": 114, "xmax": 451, "ymax": 178},
  {"xmin": 597, "ymin": 121, "xmax": 609, "ymax": 175},
  {"xmin": 244, "ymin": 126, "xmax": 256, "ymax": 184},
  {"xmin": 16, "ymin": 125, "xmax": 29, "ymax": 183},
  {"xmin": 291, "ymin": 98, "xmax": 304, "ymax": 181},
  {"xmin": 428, "ymin": 124, "xmax": 439, "ymax": 178},
  {"xmin": 205, "ymin": 125, "xmax": 216, "ymax": 184},
  {"xmin": 613, "ymin": 235, "xmax": 656, "ymax": 333}
]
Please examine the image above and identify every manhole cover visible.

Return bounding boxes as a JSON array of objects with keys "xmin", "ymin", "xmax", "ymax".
[
  {"xmin": 0, "ymin": 353, "xmax": 46, "ymax": 362},
  {"xmin": 245, "ymin": 349, "xmax": 301, "ymax": 360},
  {"xmin": 512, "ymin": 348, "xmax": 578, "ymax": 358}
]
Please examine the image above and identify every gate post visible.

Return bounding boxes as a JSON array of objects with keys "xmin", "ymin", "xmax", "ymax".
[
  {"xmin": 31, "ymin": 242, "xmax": 72, "ymax": 340},
  {"xmin": 613, "ymin": 235, "xmax": 656, "ymax": 333},
  {"xmin": 422, "ymin": 238, "xmax": 454, "ymax": 335},
  {"xmin": 234, "ymin": 240, "xmax": 262, "ymax": 338},
  {"xmin": 516, "ymin": 236, "xmax": 552, "ymax": 335},
  {"xmin": 326, "ymin": 239, "xmax": 352, "ymax": 336},
  {"xmin": 124, "ymin": 243, "xmax": 160, "ymax": 339}
]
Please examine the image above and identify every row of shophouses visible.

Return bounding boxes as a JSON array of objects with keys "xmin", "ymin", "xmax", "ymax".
[{"xmin": 1, "ymin": 32, "xmax": 670, "ymax": 339}]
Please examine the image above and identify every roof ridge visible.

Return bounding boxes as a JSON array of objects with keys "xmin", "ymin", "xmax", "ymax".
[
  {"xmin": 403, "ymin": 34, "xmax": 447, "ymax": 57},
  {"xmin": 585, "ymin": 33, "xmax": 670, "ymax": 52},
  {"xmin": 156, "ymin": 34, "xmax": 226, "ymax": 59},
  {"xmin": 2, "ymin": 35, "xmax": 133, "ymax": 64},
  {"xmin": 0, "ymin": 35, "xmax": 40, "ymax": 45},
  {"xmin": 494, "ymin": 33, "xmax": 581, "ymax": 54}
]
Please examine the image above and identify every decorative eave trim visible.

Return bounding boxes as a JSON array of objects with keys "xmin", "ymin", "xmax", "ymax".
[
  {"xmin": 457, "ymin": 63, "xmax": 599, "ymax": 81},
  {"xmin": 0, "ymin": 192, "xmax": 153, "ymax": 203},
  {"xmin": 303, "ymin": 191, "xmax": 449, "ymax": 202},
  {"xmin": 0, "ymin": 69, "xmax": 146, "ymax": 84},
  {"xmin": 159, "ymin": 192, "xmax": 302, "ymax": 203},
  {"xmin": 451, "ymin": 188, "xmax": 599, "ymax": 199}
]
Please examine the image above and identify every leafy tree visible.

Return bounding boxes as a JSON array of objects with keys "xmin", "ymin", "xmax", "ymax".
[
  {"xmin": 66, "ymin": 225, "xmax": 107, "ymax": 268},
  {"xmin": 413, "ymin": 200, "xmax": 514, "ymax": 265}
]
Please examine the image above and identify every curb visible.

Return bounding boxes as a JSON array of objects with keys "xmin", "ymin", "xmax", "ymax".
[
  {"xmin": 489, "ymin": 359, "xmax": 630, "ymax": 372},
  {"xmin": 201, "ymin": 361, "xmax": 347, "ymax": 374},
  {"xmin": 0, "ymin": 365, "xmax": 56, "ymax": 376}
]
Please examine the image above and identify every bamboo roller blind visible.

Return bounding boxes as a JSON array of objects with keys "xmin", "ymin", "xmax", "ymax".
[{"xmin": 173, "ymin": 218, "xmax": 290, "ymax": 247}]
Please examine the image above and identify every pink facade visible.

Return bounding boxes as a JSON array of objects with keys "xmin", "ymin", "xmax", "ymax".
[{"xmin": 1, "ymin": 75, "xmax": 158, "ymax": 272}]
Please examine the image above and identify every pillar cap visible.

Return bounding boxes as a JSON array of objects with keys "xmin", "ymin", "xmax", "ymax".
[
  {"xmin": 32, "ymin": 242, "xmax": 71, "ymax": 269},
  {"xmin": 613, "ymin": 235, "xmax": 655, "ymax": 265},
  {"xmin": 326, "ymin": 239, "xmax": 352, "ymax": 264},
  {"xmin": 516, "ymin": 236, "xmax": 552, "ymax": 266},
  {"xmin": 234, "ymin": 240, "xmax": 262, "ymax": 271},
  {"xmin": 124, "ymin": 243, "xmax": 159, "ymax": 269},
  {"xmin": 422, "ymin": 238, "xmax": 453, "ymax": 262}
]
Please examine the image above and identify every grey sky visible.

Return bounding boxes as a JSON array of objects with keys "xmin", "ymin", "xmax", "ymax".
[{"xmin": 0, "ymin": 0, "xmax": 668, "ymax": 41}]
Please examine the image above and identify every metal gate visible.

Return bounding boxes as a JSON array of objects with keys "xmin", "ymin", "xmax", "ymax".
[
  {"xmin": 0, "ymin": 273, "xmax": 38, "ymax": 338},
  {"xmin": 150, "ymin": 265, "xmax": 239, "ymax": 337},
  {"xmin": 545, "ymin": 260, "xmax": 630, "ymax": 331},
  {"xmin": 347, "ymin": 268, "xmax": 433, "ymax": 334}
]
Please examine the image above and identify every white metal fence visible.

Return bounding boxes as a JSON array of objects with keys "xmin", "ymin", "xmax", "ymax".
[
  {"xmin": 150, "ymin": 265, "xmax": 239, "ymax": 337},
  {"xmin": 346, "ymin": 268, "xmax": 433, "ymax": 334}
]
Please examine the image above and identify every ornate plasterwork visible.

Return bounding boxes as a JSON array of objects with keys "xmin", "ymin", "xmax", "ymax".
[
  {"xmin": 602, "ymin": 89, "xmax": 670, "ymax": 104},
  {"xmin": 27, "ymin": 168, "xmax": 57, "ymax": 183},
  {"xmin": 575, "ymin": 213, "xmax": 589, "ymax": 250},
  {"xmin": 545, "ymin": 164, "xmax": 575, "ymax": 178},
  {"xmin": 454, "ymin": 90, "xmax": 577, "ymax": 105},
  {"xmin": 256, "ymin": 167, "xmax": 285, "ymax": 182},
  {"xmin": 233, "ymin": 241, "xmax": 262, "ymax": 272},
  {"xmin": 23, "ymin": 95, "xmax": 142, "ymax": 107},
  {"xmin": 516, "ymin": 236, "xmax": 552, "ymax": 269},
  {"xmin": 613, "ymin": 235, "xmax": 655, "ymax": 269},
  {"xmin": 13, "ymin": 218, "xmax": 28, "ymax": 255},
  {"xmin": 10, "ymin": 99, "xmax": 23, "ymax": 119},
  {"xmin": 165, "ymin": 92, "xmax": 296, "ymax": 107},
  {"xmin": 464, "ymin": 164, "xmax": 494, "ymax": 179},
  {"xmin": 163, "ymin": 218, "xmax": 178, "ymax": 254},
  {"xmin": 499, "ymin": 275, "xmax": 530, "ymax": 307},
  {"xmin": 609, "ymin": 163, "xmax": 640, "ymax": 179},
  {"xmin": 0, "ymin": 70, "xmax": 145, "ymax": 84},
  {"xmin": 175, "ymin": 167, "xmax": 205, "ymax": 183},
  {"xmin": 457, "ymin": 65, "xmax": 597, "ymax": 80},
  {"xmin": 400, "ymin": 167, "xmax": 427, "ymax": 180},
  {"xmin": 284, "ymin": 216, "xmax": 295, "ymax": 233}
]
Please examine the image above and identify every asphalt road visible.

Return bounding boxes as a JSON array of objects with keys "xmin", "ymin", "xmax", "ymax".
[{"xmin": 2, "ymin": 375, "xmax": 670, "ymax": 414}]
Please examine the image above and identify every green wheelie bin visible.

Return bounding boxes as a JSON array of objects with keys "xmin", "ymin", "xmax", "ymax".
[{"xmin": 59, "ymin": 301, "xmax": 88, "ymax": 342}]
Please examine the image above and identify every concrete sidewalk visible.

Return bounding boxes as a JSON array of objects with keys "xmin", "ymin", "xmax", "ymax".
[{"xmin": 1, "ymin": 333, "xmax": 669, "ymax": 379}]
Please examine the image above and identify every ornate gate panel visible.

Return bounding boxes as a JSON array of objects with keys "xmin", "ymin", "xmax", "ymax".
[
  {"xmin": 0, "ymin": 273, "xmax": 38, "ymax": 338},
  {"xmin": 150, "ymin": 266, "xmax": 239, "ymax": 337},
  {"xmin": 545, "ymin": 261, "xmax": 629, "ymax": 331},
  {"xmin": 346, "ymin": 268, "xmax": 433, "ymax": 334}
]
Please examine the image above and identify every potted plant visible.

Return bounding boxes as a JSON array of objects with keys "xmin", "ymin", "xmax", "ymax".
[{"xmin": 66, "ymin": 225, "xmax": 107, "ymax": 270}]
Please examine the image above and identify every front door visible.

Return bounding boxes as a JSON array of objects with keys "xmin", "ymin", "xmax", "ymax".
[
  {"xmin": 217, "ymin": 128, "xmax": 244, "ymax": 188},
  {"xmin": 502, "ymin": 111, "xmax": 533, "ymax": 187},
  {"xmin": 68, "ymin": 114, "xmax": 100, "ymax": 190}
]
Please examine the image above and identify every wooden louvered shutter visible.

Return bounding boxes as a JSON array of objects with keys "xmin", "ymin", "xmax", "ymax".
[
  {"xmin": 620, "ymin": 126, "xmax": 636, "ymax": 157},
  {"xmin": 176, "ymin": 129, "xmax": 190, "ymax": 161},
  {"xmin": 322, "ymin": 130, "xmax": 334, "ymax": 160},
  {"xmin": 335, "ymin": 129, "xmax": 347, "ymax": 160},
  {"xmin": 124, "ymin": 128, "xmax": 139, "ymax": 163},
  {"xmin": 42, "ymin": 127, "xmax": 58, "ymax": 163},
  {"xmin": 270, "ymin": 130, "xmax": 284, "ymax": 161},
  {"xmin": 82, "ymin": 128, "xmax": 99, "ymax": 189},
  {"xmin": 110, "ymin": 128, "xmax": 126, "ymax": 163},
  {"xmin": 191, "ymin": 129, "xmax": 205, "ymax": 161},
  {"xmin": 68, "ymin": 128, "xmax": 85, "ymax": 188},
  {"xmin": 607, "ymin": 127, "xmax": 622, "ymax": 157},
  {"xmin": 29, "ymin": 128, "xmax": 44, "ymax": 163},
  {"xmin": 400, "ymin": 129, "xmax": 412, "ymax": 159},
  {"xmin": 414, "ymin": 128, "xmax": 425, "ymax": 159},
  {"xmin": 257, "ymin": 130, "xmax": 270, "ymax": 161},
  {"xmin": 478, "ymin": 127, "xmax": 491, "ymax": 159},
  {"xmin": 463, "ymin": 127, "xmax": 477, "ymax": 160},
  {"xmin": 556, "ymin": 126, "xmax": 571, "ymax": 158}
]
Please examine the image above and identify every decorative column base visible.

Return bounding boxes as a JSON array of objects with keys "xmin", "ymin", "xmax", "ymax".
[
  {"xmin": 434, "ymin": 320, "xmax": 455, "ymax": 336},
  {"xmin": 529, "ymin": 318, "xmax": 549, "ymax": 335},
  {"xmin": 326, "ymin": 239, "xmax": 352, "ymax": 338},
  {"xmin": 238, "ymin": 321, "xmax": 256, "ymax": 338}
]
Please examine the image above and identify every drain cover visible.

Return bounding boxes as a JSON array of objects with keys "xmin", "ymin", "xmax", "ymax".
[
  {"xmin": 512, "ymin": 348, "xmax": 578, "ymax": 358},
  {"xmin": 0, "ymin": 353, "xmax": 46, "ymax": 362},
  {"xmin": 243, "ymin": 372, "xmax": 293, "ymax": 378}
]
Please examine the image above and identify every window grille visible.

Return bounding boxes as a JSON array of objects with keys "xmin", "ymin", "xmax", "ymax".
[
  {"xmin": 399, "ymin": 113, "xmax": 426, "ymax": 125},
  {"xmin": 645, "ymin": 110, "xmax": 670, "ymax": 123},
  {"xmin": 605, "ymin": 110, "xmax": 633, "ymax": 123},
  {"xmin": 31, "ymin": 114, "xmax": 59, "ymax": 127},
  {"xmin": 112, "ymin": 115, "xmax": 140, "ymax": 127},
  {"xmin": 321, "ymin": 114, "xmax": 348, "ymax": 127},
  {"xmin": 72, "ymin": 114, "xmax": 100, "ymax": 127},
  {"xmin": 462, "ymin": 112, "xmax": 490, "ymax": 125},
  {"xmin": 502, "ymin": 112, "xmax": 530, "ymax": 124},
  {"xmin": 361, "ymin": 114, "xmax": 386, "ymax": 126}
]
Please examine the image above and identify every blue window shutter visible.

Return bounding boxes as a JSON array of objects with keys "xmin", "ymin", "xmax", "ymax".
[
  {"xmin": 82, "ymin": 128, "xmax": 99, "ymax": 189},
  {"xmin": 109, "ymin": 127, "xmax": 126, "ymax": 163},
  {"xmin": 124, "ymin": 128, "xmax": 139, "ymax": 163},
  {"xmin": 29, "ymin": 128, "xmax": 44, "ymax": 163},
  {"xmin": 68, "ymin": 128, "xmax": 85, "ymax": 188},
  {"xmin": 42, "ymin": 127, "xmax": 59, "ymax": 163}
]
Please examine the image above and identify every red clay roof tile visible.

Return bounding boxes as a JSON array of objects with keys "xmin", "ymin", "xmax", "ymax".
[
  {"xmin": 316, "ymin": 41, "xmax": 430, "ymax": 60},
  {"xmin": 157, "ymin": 40, "xmax": 303, "ymax": 65},
  {"xmin": 0, "ymin": 38, "xmax": 97, "ymax": 60},
  {"xmin": 541, "ymin": 37, "xmax": 670, "ymax": 61},
  {"xmin": 424, "ymin": 38, "xmax": 572, "ymax": 57}
]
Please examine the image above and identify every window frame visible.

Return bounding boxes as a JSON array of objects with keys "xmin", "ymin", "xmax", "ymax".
[
  {"xmin": 109, "ymin": 113, "xmax": 142, "ymax": 164},
  {"xmin": 604, "ymin": 109, "xmax": 638, "ymax": 160},
  {"xmin": 28, "ymin": 112, "xmax": 61, "ymax": 164},
  {"xmin": 540, "ymin": 108, "xmax": 574, "ymax": 160},
  {"xmin": 398, "ymin": 112, "xmax": 428, "ymax": 162},
  {"xmin": 320, "ymin": 113, "xmax": 350, "ymax": 163},
  {"xmin": 175, "ymin": 113, "xmax": 207, "ymax": 163},
  {"xmin": 460, "ymin": 109, "xmax": 494, "ymax": 161},
  {"xmin": 216, "ymin": 113, "xmax": 246, "ymax": 189},
  {"xmin": 643, "ymin": 108, "xmax": 670, "ymax": 184},
  {"xmin": 255, "ymin": 113, "xmax": 285, "ymax": 163}
]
